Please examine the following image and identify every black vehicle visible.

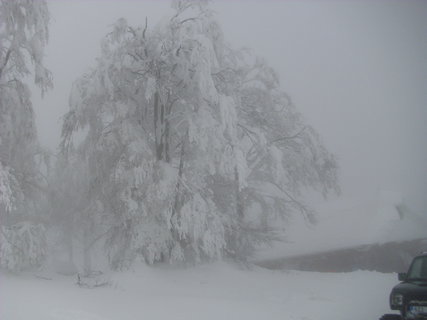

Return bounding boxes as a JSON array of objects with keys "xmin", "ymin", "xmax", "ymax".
[{"xmin": 381, "ymin": 253, "xmax": 427, "ymax": 320}]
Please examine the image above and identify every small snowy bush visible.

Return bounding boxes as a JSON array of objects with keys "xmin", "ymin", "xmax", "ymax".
[{"xmin": 0, "ymin": 223, "xmax": 47, "ymax": 271}]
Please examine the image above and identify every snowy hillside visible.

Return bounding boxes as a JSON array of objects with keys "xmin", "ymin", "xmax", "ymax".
[
  {"xmin": 255, "ymin": 190, "xmax": 427, "ymax": 261},
  {"xmin": 0, "ymin": 262, "xmax": 398, "ymax": 320}
]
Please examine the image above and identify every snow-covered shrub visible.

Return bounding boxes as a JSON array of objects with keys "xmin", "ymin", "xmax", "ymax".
[{"xmin": 0, "ymin": 223, "xmax": 46, "ymax": 271}]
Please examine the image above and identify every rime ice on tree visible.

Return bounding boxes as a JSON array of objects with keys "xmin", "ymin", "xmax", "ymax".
[{"xmin": 57, "ymin": 0, "xmax": 339, "ymax": 270}]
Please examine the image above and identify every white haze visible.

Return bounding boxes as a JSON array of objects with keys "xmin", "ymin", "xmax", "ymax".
[{"xmin": 32, "ymin": 0, "xmax": 427, "ymax": 229}]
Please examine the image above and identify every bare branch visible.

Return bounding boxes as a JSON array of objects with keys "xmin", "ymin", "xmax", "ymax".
[
  {"xmin": 237, "ymin": 123, "xmax": 257, "ymax": 145},
  {"xmin": 0, "ymin": 47, "xmax": 13, "ymax": 80},
  {"xmin": 270, "ymin": 126, "xmax": 306, "ymax": 144},
  {"xmin": 127, "ymin": 26, "xmax": 136, "ymax": 37},
  {"xmin": 142, "ymin": 17, "xmax": 148, "ymax": 39},
  {"xmin": 268, "ymin": 181, "xmax": 312, "ymax": 220},
  {"xmin": 179, "ymin": 17, "xmax": 197, "ymax": 25},
  {"xmin": 126, "ymin": 53, "xmax": 140, "ymax": 62}
]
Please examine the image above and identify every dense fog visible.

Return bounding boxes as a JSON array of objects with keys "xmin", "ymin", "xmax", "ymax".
[{"xmin": 0, "ymin": 1, "xmax": 426, "ymax": 319}]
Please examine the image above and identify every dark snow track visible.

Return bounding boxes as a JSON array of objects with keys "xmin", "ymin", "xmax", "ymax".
[{"xmin": 256, "ymin": 238, "xmax": 427, "ymax": 273}]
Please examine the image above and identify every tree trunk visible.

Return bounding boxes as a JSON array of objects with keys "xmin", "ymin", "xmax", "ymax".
[
  {"xmin": 172, "ymin": 137, "xmax": 186, "ymax": 219},
  {"xmin": 164, "ymin": 115, "xmax": 170, "ymax": 163},
  {"xmin": 171, "ymin": 131, "xmax": 188, "ymax": 244},
  {"xmin": 154, "ymin": 91, "xmax": 163, "ymax": 161},
  {"xmin": 66, "ymin": 228, "xmax": 74, "ymax": 264},
  {"xmin": 233, "ymin": 163, "xmax": 247, "ymax": 260},
  {"xmin": 83, "ymin": 218, "xmax": 93, "ymax": 275},
  {"xmin": 234, "ymin": 165, "xmax": 244, "ymax": 220}
]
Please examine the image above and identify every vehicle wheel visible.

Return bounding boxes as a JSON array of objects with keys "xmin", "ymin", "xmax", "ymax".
[{"xmin": 379, "ymin": 314, "xmax": 402, "ymax": 320}]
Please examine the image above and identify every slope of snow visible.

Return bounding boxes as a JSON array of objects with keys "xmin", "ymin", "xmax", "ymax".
[
  {"xmin": 0, "ymin": 262, "xmax": 398, "ymax": 320},
  {"xmin": 255, "ymin": 190, "xmax": 426, "ymax": 261}
]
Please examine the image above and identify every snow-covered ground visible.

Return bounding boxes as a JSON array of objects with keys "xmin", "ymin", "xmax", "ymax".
[{"xmin": 1, "ymin": 262, "xmax": 399, "ymax": 320}]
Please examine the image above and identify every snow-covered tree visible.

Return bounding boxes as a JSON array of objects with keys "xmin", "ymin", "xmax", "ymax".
[
  {"xmin": 0, "ymin": 0, "xmax": 52, "ymax": 271},
  {"xmin": 226, "ymin": 55, "xmax": 340, "ymax": 256},
  {"xmin": 58, "ymin": 0, "xmax": 338, "ymax": 268}
]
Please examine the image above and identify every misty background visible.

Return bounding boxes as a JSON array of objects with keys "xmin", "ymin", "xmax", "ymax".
[
  {"xmin": 32, "ymin": 0, "xmax": 427, "ymax": 216},
  {"xmin": 2, "ymin": 1, "xmax": 427, "ymax": 319}
]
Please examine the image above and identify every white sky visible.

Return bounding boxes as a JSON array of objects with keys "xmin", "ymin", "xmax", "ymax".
[{"xmin": 32, "ymin": 0, "xmax": 427, "ymax": 214}]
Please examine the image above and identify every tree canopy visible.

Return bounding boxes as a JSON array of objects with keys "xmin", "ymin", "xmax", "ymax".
[
  {"xmin": 0, "ymin": 0, "xmax": 52, "ymax": 271},
  {"xmin": 58, "ymin": 0, "xmax": 339, "ymax": 269}
]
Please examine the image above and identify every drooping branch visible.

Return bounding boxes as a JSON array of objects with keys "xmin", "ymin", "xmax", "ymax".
[{"xmin": 269, "ymin": 181, "xmax": 313, "ymax": 222}]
